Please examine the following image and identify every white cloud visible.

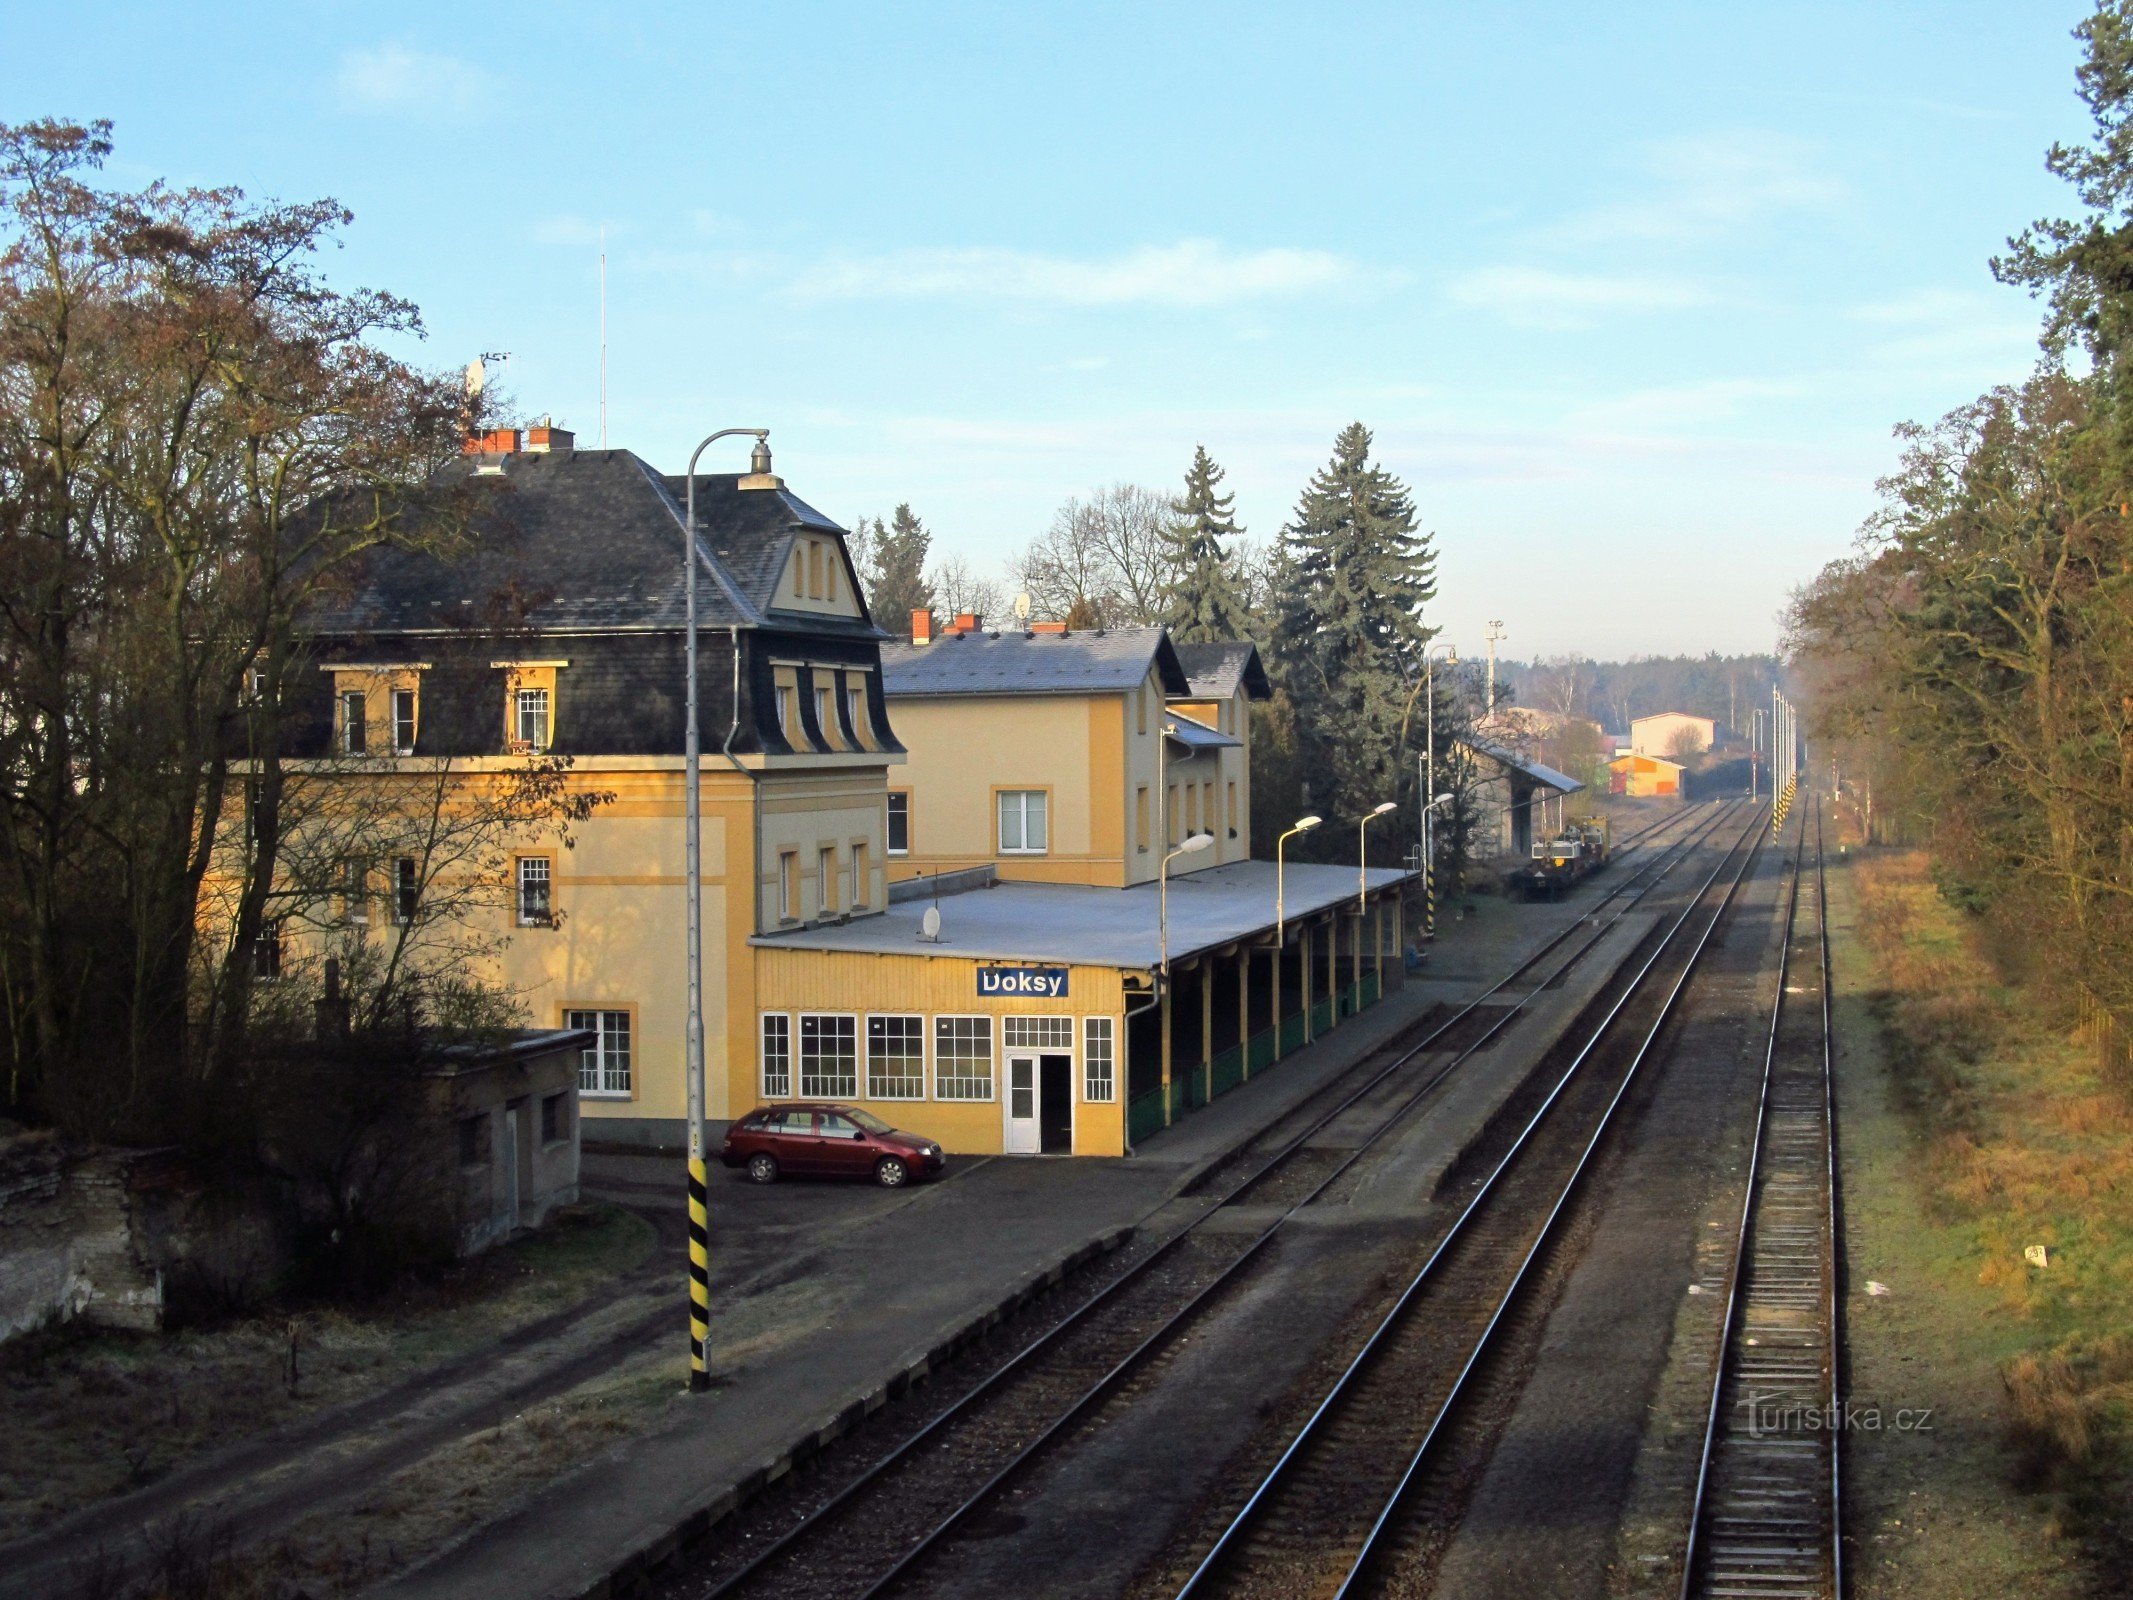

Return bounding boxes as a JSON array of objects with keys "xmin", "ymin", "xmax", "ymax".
[
  {"xmin": 336, "ymin": 44, "xmax": 494, "ymax": 121},
  {"xmin": 1447, "ymin": 266, "xmax": 1719, "ymax": 330},
  {"xmin": 784, "ymin": 239, "xmax": 1382, "ymax": 308},
  {"xmin": 1557, "ymin": 132, "xmax": 1842, "ymax": 245}
]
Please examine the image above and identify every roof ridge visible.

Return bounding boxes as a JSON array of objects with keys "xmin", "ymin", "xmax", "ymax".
[{"xmin": 629, "ymin": 454, "xmax": 765, "ymax": 627}]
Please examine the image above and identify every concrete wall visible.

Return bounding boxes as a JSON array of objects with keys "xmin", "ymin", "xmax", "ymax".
[
  {"xmin": 1629, "ymin": 713, "xmax": 1715, "ymax": 759},
  {"xmin": 443, "ymin": 1049, "xmax": 583, "ymax": 1255},
  {"xmin": 0, "ymin": 1137, "xmax": 165, "ymax": 1341}
]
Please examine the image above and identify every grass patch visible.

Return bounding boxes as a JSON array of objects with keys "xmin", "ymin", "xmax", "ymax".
[
  {"xmin": 0, "ymin": 1203, "xmax": 656, "ymax": 1544},
  {"xmin": 1848, "ymin": 848, "xmax": 2133, "ymax": 1574}
]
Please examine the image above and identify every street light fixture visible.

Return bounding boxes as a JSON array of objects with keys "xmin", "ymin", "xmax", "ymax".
[
  {"xmin": 1422, "ymin": 643, "xmax": 1458, "ymax": 941},
  {"xmin": 680, "ymin": 425, "xmax": 769, "ymax": 1396},
  {"xmin": 1276, "ymin": 814, "xmax": 1322, "ymax": 946}
]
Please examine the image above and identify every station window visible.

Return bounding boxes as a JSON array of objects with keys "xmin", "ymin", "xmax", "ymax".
[
  {"xmin": 1003, "ymin": 1016, "xmax": 1073, "ymax": 1051},
  {"xmin": 515, "ymin": 687, "xmax": 551, "ymax": 751},
  {"xmin": 845, "ymin": 676, "xmax": 869, "ymax": 747},
  {"xmin": 814, "ymin": 684, "xmax": 839, "ymax": 749},
  {"xmin": 998, "ymin": 790, "xmax": 1048, "ymax": 855},
  {"xmin": 799, "ymin": 1013, "xmax": 858, "ymax": 1098},
  {"xmin": 340, "ymin": 859, "xmax": 370, "ymax": 926},
  {"xmin": 818, "ymin": 844, "xmax": 838, "ymax": 916},
  {"xmin": 518, "ymin": 857, "xmax": 552, "ymax": 925},
  {"xmin": 252, "ymin": 918, "xmax": 282, "ymax": 981},
  {"xmin": 392, "ymin": 687, "xmax": 418, "ymax": 755},
  {"xmin": 851, "ymin": 842, "xmax": 871, "ymax": 910},
  {"xmin": 935, "ymin": 1015, "xmax": 994, "ymax": 1101},
  {"xmin": 866, "ymin": 1015, "xmax": 925, "ymax": 1099},
  {"xmin": 1186, "ymin": 783, "xmax": 1199, "ymax": 836},
  {"xmin": 1227, "ymin": 780, "xmax": 1238, "ymax": 835},
  {"xmin": 761, "ymin": 1013, "xmax": 792, "ymax": 1098},
  {"xmin": 887, "ymin": 792, "xmax": 910, "ymax": 855},
  {"xmin": 1167, "ymin": 784, "xmax": 1180, "ymax": 846},
  {"xmin": 340, "ymin": 691, "xmax": 367, "ymax": 755},
  {"xmin": 567, "ymin": 1009, "xmax": 632, "ymax": 1095},
  {"xmin": 779, "ymin": 850, "xmax": 800, "ymax": 922},
  {"xmin": 1084, "ymin": 1016, "xmax": 1116, "ymax": 1103},
  {"xmin": 1136, "ymin": 787, "xmax": 1150, "ymax": 853},
  {"xmin": 394, "ymin": 856, "xmax": 419, "ymax": 924}
]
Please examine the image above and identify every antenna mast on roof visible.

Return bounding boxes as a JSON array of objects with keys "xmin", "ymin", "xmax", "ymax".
[{"xmin": 598, "ymin": 224, "xmax": 608, "ymax": 448}]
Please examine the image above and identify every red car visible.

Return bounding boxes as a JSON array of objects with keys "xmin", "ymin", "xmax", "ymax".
[{"xmin": 720, "ymin": 1103, "xmax": 947, "ymax": 1188}]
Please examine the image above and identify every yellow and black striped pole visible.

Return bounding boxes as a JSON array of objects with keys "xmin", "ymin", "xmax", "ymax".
[{"xmin": 687, "ymin": 1146, "xmax": 711, "ymax": 1389}]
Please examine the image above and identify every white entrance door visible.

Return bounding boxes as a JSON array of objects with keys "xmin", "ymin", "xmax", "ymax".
[{"xmin": 1004, "ymin": 1054, "xmax": 1040, "ymax": 1154}]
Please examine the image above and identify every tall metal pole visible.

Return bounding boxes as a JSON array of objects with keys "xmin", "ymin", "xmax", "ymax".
[
  {"xmin": 1422, "ymin": 643, "xmax": 1457, "ymax": 939},
  {"xmin": 681, "ymin": 426, "xmax": 768, "ymax": 1394},
  {"xmin": 1484, "ymin": 620, "xmax": 1505, "ymax": 714}
]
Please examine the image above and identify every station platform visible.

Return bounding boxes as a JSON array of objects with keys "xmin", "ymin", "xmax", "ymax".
[{"xmin": 368, "ymin": 865, "xmax": 1643, "ymax": 1600}]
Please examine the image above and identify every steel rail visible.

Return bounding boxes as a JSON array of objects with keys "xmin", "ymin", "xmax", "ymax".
[
  {"xmin": 1172, "ymin": 801, "xmax": 1773, "ymax": 1600},
  {"xmin": 696, "ymin": 803, "xmax": 1737, "ymax": 1600},
  {"xmin": 1675, "ymin": 799, "xmax": 1839, "ymax": 1600}
]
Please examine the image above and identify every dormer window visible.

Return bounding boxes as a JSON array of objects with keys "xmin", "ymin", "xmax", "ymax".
[
  {"xmin": 516, "ymin": 688, "xmax": 551, "ymax": 750},
  {"xmin": 340, "ymin": 691, "xmax": 368, "ymax": 755}
]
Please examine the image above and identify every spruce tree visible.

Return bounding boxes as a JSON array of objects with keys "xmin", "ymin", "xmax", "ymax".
[
  {"xmin": 865, "ymin": 503, "xmax": 935, "ymax": 633},
  {"xmin": 1159, "ymin": 445, "xmax": 1254, "ymax": 642},
  {"xmin": 1273, "ymin": 422, "xmax": 1441, "ymax": 828}
]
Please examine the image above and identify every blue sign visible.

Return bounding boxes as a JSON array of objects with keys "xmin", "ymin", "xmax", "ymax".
[{"xmin": 978, "ymin": 965, "xmax": 1070, "ymax": 999}]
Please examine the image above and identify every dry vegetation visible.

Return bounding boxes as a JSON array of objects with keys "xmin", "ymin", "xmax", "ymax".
[
  {"xmin": 1852, "ymin": 850, "xmax": 2133, "ymax": 1556},
  {"xmin": 0, "ymin": 1204, "xmax": 654, "ymax": 1545}
]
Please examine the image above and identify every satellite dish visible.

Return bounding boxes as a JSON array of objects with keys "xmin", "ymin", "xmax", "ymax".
[
  {"xmin": 1013, "ymin": 591, "xmax": 1033, "ymax": 622},
  {"xmin": 919, "ymin": 906, "xmax": 942, "ymax": 942},
  {"xmin": 464, "ymin": 357, "xmax": 486, "ymax": 398}
]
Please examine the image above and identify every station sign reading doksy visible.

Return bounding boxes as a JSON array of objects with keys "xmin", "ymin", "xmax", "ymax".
[{"xmin": 977, "ymin": 965, "xmax": 1070, "ymax": 999}]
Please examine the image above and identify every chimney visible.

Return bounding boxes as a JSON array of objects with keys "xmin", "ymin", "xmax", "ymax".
[
  {"xmin": 911, "ymin": 608, "xmax": 935, "ymax": 645},
  {"xmin": 1030, "ymin": 620, "xmax": 1068, "ymax": 635},
  {"xmin": 462, "ymin": 426, "xmax": 520, "ymax": 456},
  {"xmin": 524, "ymin": 418, "xmax": 574, "ymax": 452},
  {"xmin": 952, "ymin": 611, "xmax": 981, "ymax": 634}
]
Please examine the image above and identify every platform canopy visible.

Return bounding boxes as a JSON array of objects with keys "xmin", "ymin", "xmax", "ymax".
[{"xmin": 751, "ymin": 859, "xmax": 1413, "ymax": 971}]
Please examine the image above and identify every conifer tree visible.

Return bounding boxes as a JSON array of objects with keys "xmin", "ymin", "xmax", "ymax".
[
  {"xmin": 1273, "ymin": 422, "xmax": 1441, "ymax": 827},
  {"xmin": 864, "ymin": 503, "xmax": 935, "ymax": 633},
  {"xmin": 1159, "ymin": 445, "xmax": 1255, "ymax": 642}
]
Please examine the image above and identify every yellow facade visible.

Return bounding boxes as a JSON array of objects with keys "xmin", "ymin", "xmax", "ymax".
[
  {"xmin": 753, "ymin": 948, "xmax": 1129, "ymax": 1155},
  {"xmin": 886, "ymin": 671, "xmax": 1254, "ymax": 890}
]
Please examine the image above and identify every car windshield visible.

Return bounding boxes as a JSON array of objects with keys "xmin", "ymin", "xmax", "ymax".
[{"xmin": 845, "ymin": 1108, "xmax": 893, "ymax": 1134}]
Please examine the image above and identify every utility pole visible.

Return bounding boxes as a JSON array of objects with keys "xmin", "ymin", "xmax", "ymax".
[{"xmin": 1484, "ymin": 620, "xmax": 1505, "ymax": 714}]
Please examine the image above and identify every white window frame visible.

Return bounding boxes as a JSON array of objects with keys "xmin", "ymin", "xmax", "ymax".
[
  {"xmin": 340, "ymin": 690, "xmax": 368, "ymax": 755},
  {"xmin": 567, "ymin": 1008, "xmax": 633, "ymax": 1097},
  {"xmin": 845, "ymin": 683, "xmax": 866, "ymax": 744},
  {"xmin": 393, "ymin": 855, "xmax": 419, "ymax": 924},
  {"xmin": 851, "ymin": 840, "xmax": 871, "ymax": 911},
  {"xmin": 934, "ymin": 1014, "xmax": 995, "ymax": 1102},
  {"xmin": 997, "ymin": 789, "xmax": 1049, "ymax": 855},
  {"xmin": 518, "ymin": 855, "xmax": 552, "ymax": 925},
  {"xmin": 798, "ymin": 1012, "xmax": 859, "ymax": 1099},
  {"xmin": 760, "ymin": 1012, "xmax": 793, "ymax": 1098},
  {"xmin": 865, "ymin": 1013, "xmax": 927, "ymax": 1100},
  {"xmin": 391, "ymin": 687, "xmax": 418, "ymax": 755},
  {"xmin": 515, "ymin": 686, "xmax": 552, "ymax": 751},
  {"xmin": 887, "ymin": 792, "xmax": 910, "ymax": 856},
  {"xmin": 1003, "ymin": 1015, "xmax": 1074, "ymax": 1051},
  {"xmin": 1084, "ymin": 1015, "xmax": 1116, "ymax": 1103}
]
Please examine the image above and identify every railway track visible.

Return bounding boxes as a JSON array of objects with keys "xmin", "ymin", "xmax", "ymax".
[
  {"xmin": 1163, "ymin": 801, "xmax": 1775, "ymax": 1600},
  {"xmin": 662, "ymin": 802, "xmax": 1748, "ymax": 1600},
  {"xmin": 1679, "ymin": 801, "xmax": 1841, "ymax": 1600}
]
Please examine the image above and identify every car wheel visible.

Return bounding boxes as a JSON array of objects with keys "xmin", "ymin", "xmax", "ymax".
[
  {"xmin": 746, "ymin": 1152, "xmax": 780, "ymax": 1185},
  {"xmin": 875, "ymin": 1156, "xmax": 909, "ymax": 1189}
]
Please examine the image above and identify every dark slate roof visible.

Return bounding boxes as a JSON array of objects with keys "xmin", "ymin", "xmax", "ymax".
[
  {"xmin": 301, "ymin": 448, "xmax": 881, "ymax": 638},
  {"xmin": 1171, "ymin": 640, "xmax": 1273, "ymax": 702},
  {"xmin": 880, "ymin": 626, "xmax": 1190, "ymax": 698}
]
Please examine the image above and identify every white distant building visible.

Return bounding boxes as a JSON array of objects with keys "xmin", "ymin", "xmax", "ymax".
[{"xmin": 1630, "ymin": 712, "xmax": 1717, "ymax": 760}]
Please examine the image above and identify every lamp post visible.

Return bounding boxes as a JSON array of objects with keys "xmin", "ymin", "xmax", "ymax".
[
  {"xmin": 1360, "ymin": 801, "xmax": 1396, "ymax": 999},
  {"xmin": 1273, "ymin": 814, "xmax": 1320, "ymax": 1063},
  {"xmin": 680, "ymin": 426, "xmax": 771, "ymax": 1395},
  {"xmin": 1158, "ymin": 830, "xmax": 1215, "ymax": 1125},
  {"xmin": 1421, "ymin": 642, "xmax": 1458, "ymax": 941}
]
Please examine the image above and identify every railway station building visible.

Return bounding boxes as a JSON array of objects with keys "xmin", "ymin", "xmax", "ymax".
[{"xmin": 265, "ymin": 428, "xmax": 1409, "ymax": 1157}]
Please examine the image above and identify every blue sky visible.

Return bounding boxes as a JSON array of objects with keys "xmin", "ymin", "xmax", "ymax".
[{"xmin": 3, "ymin": 2, "xmax": 2096, "ymax": 656}]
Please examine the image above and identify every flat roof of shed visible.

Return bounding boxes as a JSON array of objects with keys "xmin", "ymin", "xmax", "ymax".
[{"xmin": 750, "ymin": 859, "xmax": 1414, "ymax": 971}]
